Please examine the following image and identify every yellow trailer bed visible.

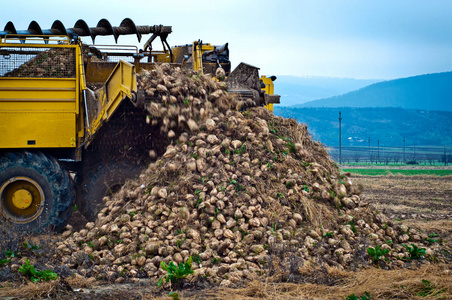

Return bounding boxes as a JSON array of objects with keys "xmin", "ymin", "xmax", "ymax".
[
  {"xmin": 0, "ymin": 35, "xmax": 137, "ymax": 151},
  {"xmin": 0, "ymin": 77, "xmax": 78, "ymax": 148},
  {"xmin": 0, "ymin": 36, "xmax": 81, "ymax": 150}
]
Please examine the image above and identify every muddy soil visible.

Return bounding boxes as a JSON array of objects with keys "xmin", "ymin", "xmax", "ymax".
[
  {"xmin": 353, "ymin": 175, "xmax": 452, "ymax": 221},
  {"xmin": 352, "ymin": 175, "xmax": 452, "ymax": 249}
]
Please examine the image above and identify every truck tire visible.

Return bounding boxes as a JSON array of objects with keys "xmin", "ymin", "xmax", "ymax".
[
  {"xmin": 0, "ymin": 152, "xmax": 74, "ymax": 233},
  {"xmin": 76, "ymin": 162, "xmax": 142, "ymax": 221}
]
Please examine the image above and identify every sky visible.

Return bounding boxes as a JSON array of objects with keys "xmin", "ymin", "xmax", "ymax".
[{"xmin": 3, "ymin": 0, "xmax": 452, "ymax": 80}]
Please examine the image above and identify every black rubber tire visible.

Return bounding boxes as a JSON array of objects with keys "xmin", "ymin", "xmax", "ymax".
[
  {"xmin": 76, "ymin": 162, "xmax": 142, "ymax": 221},
  {"xmin": 0, "ymin": 152, "xmax": 74, "ymax": 233}
]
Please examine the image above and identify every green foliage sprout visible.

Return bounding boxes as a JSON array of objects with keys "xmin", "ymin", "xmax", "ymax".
[
  {"xmin": 323, "ymin": 232, "xmax": 334, "ymax": 238},
  {"xmin": 286, "ymin": 141, "xmax": 296, "ymax": 154},
  {"xmin": 229, "ymin": 179, "xmax": 245, "ymax": 192},
  {"xmin": 346, "ymin": 291, "xmax": 370, "ymax": 300},
  {"xmin": 416, "ymin": 279, "xmax": 446, "ymax": 297},
  {"xmin": 0, "ymin": 250, "xmax": 14, "ymax": 267},
  {"xmin": 348, "ymin": 221, "xmax": 358, "ymax": 233},
  {"xmin": 212, "ymin": 257, "xmax": 222, "ymax": 265},
  {"xmin": 426, "ymin": 232, "xmax": 441, "ymax": 245},
  {"xmin": 367, "ymin": 245, "xmax": 389, "ymax": 263},
  {"xmin": 168, "ymin": 292, "xmax": 181, "ymax": 300},
  {"xmin": 191, "ymin": 253, "xmax": 201, "ymax": 264},
  {"xmin": 403, "ymin": 244, "xmax": 426, "ymax": 259},
  {"xmin": 0, "ymin": 258, "xmax": 10, "ymax": 267},
  {"xmin": 18, "ymin": 259, "xmax": 58, "ymax": 283},
  {"xmin": 233, "ymin": 145, "xmax": 247, "ymax": 155},
  {"xmin": 22, "ymin": 240, "xmax": 42, "ymax": 251},
  {"xmin": 158, "ymin": 256, "xmax": 194, "ymax": 288}
]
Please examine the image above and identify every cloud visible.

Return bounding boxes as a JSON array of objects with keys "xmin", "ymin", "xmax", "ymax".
[{"xmin": 2, "ymin": 0, "xmax": 452, "ymax": 79}]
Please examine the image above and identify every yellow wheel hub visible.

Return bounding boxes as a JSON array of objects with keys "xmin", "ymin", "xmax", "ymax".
[
  {"xmin": 0, "ymin": 176, "xmax": 45, "ymax": 223},
  {"xmin": 12, "ymin": 189, "xmax": 33, "ymax": 209}
]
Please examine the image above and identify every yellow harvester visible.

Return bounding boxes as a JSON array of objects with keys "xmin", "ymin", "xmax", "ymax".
[{"xmin": 0, "ymin": 19, "xmax": 279, "ymax": 232}]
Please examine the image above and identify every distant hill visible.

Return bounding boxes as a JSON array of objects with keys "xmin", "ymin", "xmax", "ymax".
[
  {"xmin": 295, "ymin": 72, "xmax": 452, "ymax": 111},
  {"xmin": 274, "ymin": 107, "xmax": 452, "ymax": 147},
  {"xmin": 274, "ymin": 76, "xmax": 380, "ymax": 106}
]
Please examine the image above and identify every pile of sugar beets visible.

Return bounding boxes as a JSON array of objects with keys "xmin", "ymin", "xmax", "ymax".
[
  {"xmin": 4, "ymin": 48, "xmax": 76, "ymax": 78},
  {"xmin": 56, "ymin": 64, "xmax": 442, "ymax": 286}
]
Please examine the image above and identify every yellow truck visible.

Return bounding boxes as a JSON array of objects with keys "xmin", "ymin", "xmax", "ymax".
[{"xmin": 0, "ymin": 19, "xmax": 279, "ymax": 232}]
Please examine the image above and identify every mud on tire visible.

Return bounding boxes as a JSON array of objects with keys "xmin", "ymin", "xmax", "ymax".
[{"xmin": 76, "ymin": 162, "xmax": 142, "ymax": 221}]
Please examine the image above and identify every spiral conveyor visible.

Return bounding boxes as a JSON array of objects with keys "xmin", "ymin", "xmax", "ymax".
[{"xmin": 0, "ymin": 18, "xmax": 172, "ymax": 44}]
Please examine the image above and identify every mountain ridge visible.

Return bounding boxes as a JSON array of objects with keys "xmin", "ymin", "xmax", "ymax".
[
  {"xmin": 274, "ymin": 106, "xmax": 452, "ymax": 147},
  {"xmin": 293, "ymin": 71, "xmax": 452, "ymax": 111},
  {"xmin": 274, "ymin": 75, "xmax": 380, "ymax": 106}
]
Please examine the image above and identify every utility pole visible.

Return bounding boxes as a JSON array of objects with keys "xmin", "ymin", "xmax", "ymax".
[
  {"xmin": 338, "ymin": 111, "xmax": 342, "ymax": 165},
  {"xmin": 403, "ymin": 137, "xmax": 406, "ymax": 163},
  {"xmin": 377, "ymin": 139, "xmax": 380, "ymax": 164}
]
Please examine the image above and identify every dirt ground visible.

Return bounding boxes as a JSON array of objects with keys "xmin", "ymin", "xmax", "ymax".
[
  {"xmin": 1, "ymin": 174, "xmax": 451, "ymax": 300},
  {"xmin": 354, "ymin": 175, "xmax": 452, "ymax": 238}
]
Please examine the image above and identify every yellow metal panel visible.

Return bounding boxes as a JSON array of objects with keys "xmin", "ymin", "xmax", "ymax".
[
  {"xmin": 153, "ymin": 53, "xmax": 172, "ymax": 63},
  {"xmin": 260, "ymin": 76, "xmax": 274, "ymax": 94},
  {"xmin": 84, "ymin": 60, "xmax": 136, "ymax": 144},
  {"xmin": 0, "ymin": 78, "xmax": 77, "ymax": 148},
  {"xmin": 0, "ymin": 112, "xmax": 76, "ymax": 148},
  {"xmin": 0, "ymin": 78, "xmax": 77, "ymax": 112},
  {"xmin": 265, "ymin": 103, "xmax": 274, "ymax": 111},
  {"xmin": 75, "ymin": 42, "xmax": 82, "ymax": 116},
  {"xmin": 0, "ymin": 41, "xmax": 81, "ymax": 149},
  {"xmin": 0, "ymin": 101, "xmax": 75, "ymax": 112},
  {"xmin": 0, "ymin": 78, "xmax": 76, "ymax": 89},
  {"xmin": 261, "ymin": 76, "xmax": 275, "ymax": 112},
  {"xmin": 101, "ymin": 60, "xmax": 135, "ymax": 121},
  {"xmin": 85, "ymin": 61, "xmax": 118, "ymax": 83},
  {"xmin": 192, "ymin": 42, "xmax": 214, "ymax": 72}
]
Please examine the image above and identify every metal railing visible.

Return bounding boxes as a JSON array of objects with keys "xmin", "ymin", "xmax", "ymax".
[{"xmin": 0, "ymin": 46, "xmax": 75, "ymax": 78}]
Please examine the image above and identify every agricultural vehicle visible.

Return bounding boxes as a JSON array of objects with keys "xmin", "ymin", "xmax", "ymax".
[{"xmin": 0, "ymin": 18, "xmax": 279, "ymax": 233}]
